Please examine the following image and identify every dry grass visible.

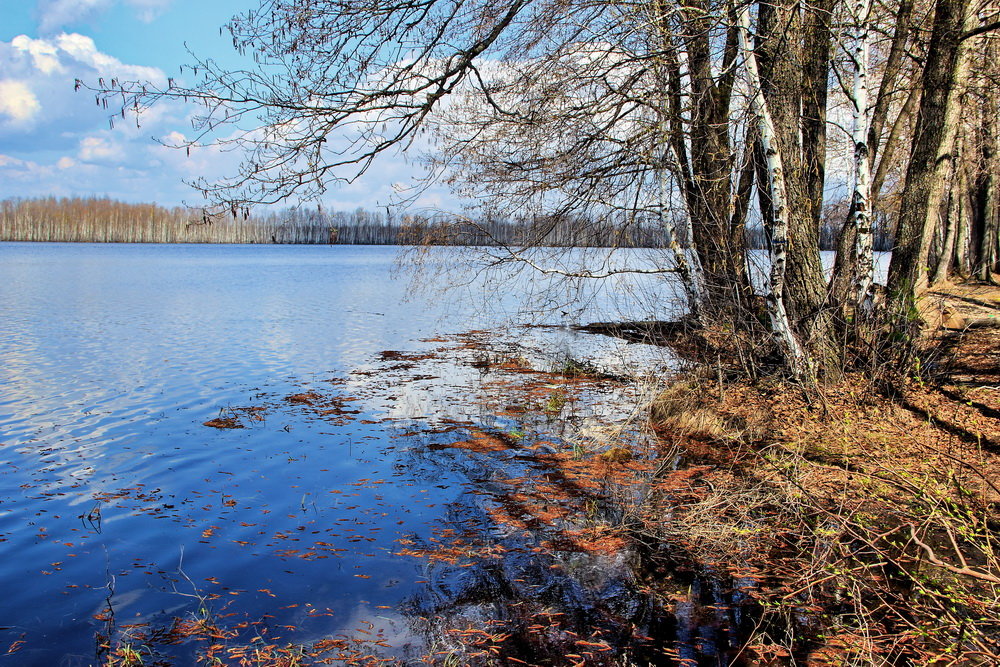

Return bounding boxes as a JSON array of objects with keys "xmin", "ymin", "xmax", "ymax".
[{"xmin": 642, "ymin": 341, "xmax": 1000, "ymax": 665}]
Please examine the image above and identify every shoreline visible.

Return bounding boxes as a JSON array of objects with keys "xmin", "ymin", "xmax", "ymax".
[{"xmin": 630, "ymin": 280, "xmax": 1000, "ymax": 664}]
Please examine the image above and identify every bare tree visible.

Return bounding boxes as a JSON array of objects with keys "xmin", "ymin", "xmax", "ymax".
[{"xmin": 95, "ymin": 0, "xmax": 995, "ymax": 379}]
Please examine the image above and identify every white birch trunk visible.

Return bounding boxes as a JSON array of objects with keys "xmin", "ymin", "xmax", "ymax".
[
  {"xmin": 737, "ymin": 7, "xmax": 809, "ymax": 378},
  {"xmin": 657, "ymin": 154, "xmax": 708, "ymax": 323},
  {"xmin": 849, "ymin": 0, "xmax": 875, "ymax": 309}
]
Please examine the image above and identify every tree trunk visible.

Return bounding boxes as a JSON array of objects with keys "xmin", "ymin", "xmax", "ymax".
[
  {"xmin": 739, "ymin": 5, "xmax": 809, "ymax": 378},
  {"xmin": 933, "ymin": 183, "xmax": 960, "ymax": 285},
  {"xmin": 671, "ymin": 0, "xmax": 751, "ymax": 312},
  {"xmin": 849, "ymin": 0, "xmax": 875, "ymax": 306},
  {"xmin": 870, "ymin": 85, "xmax": 921, "ymax": 213},
  {"xmin": 954, "ymin": 165, "xmax": 972, "ymax": 276},
  {"xmin": 867, "ymin": 0, "xmax": 915, "ymax": 160},
  {"xmin": 887, "ymin": 0, "xmax": 971, "ymax": 301},
  {"xmin": 758, "ymin": 0, "xmax": 840, "ymax": 377},
  {"xmin": 971, "ymin": 72, "xmax": 1000, "ymax": 281}
]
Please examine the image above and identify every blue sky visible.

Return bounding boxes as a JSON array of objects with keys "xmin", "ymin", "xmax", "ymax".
[{"xmin": 0, "ymin": 0, "xmax": 435, "ymax": 209}]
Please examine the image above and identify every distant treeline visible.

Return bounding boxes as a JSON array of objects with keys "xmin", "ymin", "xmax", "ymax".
[
  {"xmin": 0, "ymin": 196, "xmax": 893, "ymax": 250},
  {"xmin": 1, "ymin": 198, "xmax": 272, "ymax": 244},
  {"xmin": 0, "ymin": 197, "xmax": 665, "ymax": 246}
]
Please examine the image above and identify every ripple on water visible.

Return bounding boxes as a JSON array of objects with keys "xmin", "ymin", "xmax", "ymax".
[{"xmin": 0, "ymin": 243, "xmax": 706, "ymax": 665}]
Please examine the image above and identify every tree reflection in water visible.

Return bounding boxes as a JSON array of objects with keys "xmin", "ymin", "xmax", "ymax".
[{"xmin": 369, "ymin": 334, "xmax": 759, "ymax": 665}]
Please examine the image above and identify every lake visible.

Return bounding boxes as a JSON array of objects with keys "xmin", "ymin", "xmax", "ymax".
[{"xmin": 0, "ymin": 243, "xmax": 701, "ymax": 665}]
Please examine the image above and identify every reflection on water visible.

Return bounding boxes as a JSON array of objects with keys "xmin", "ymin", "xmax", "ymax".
[{"xmin": 0, "ymin": 242, "xmax": 758, "ymax": 665}]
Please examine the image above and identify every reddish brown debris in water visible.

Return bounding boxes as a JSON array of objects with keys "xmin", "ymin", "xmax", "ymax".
[
  {"xmin": 203, "ymin": 417, "xmax": 243, "ymax": 429},
  {"xmin": 285, "ymin": 391, "xmax": 323, "ymax": 405},
  {"xmin": 377, "ymin": 350, "xmax": 435, "ymax": 362},
  {"xmin": 428, "ymin": 428, "xmax": 518, "ymax": 453}
]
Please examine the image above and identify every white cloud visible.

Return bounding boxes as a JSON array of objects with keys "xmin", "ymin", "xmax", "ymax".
[
  {"xmin": 0, "ymin": 33, "xmax": 168, "ymax": 141},
  {"xmin": 52, "ymin": 33, "xmax": 118, "ymax": 70},
  {"xmin": 150, "ymin": 129, "xmax": 240, "ymax": 181},
  {"xmin": 10, "ymin": 35, "xmax": 63, "ymax": 74},
  {"xmin": 37, "ymin": 0, "xmax": 174, "ymax": 33},
  {"xmin": 0, "ymin": 81, "xmax": 42, "ymax": 123},
  {"xmin": 125, "ymin": 0, "xmax": 173, "ymax": 23},
  {"xmin": 0, "ymin": 154, "xmax": 28, "ymax": 168},
  {"xmin": 38, "ymin": 0, "xmax": 112, "ymax": 34},
  {"xmin": 0, "ymin": 23, "xmax": 440, "ymax": 208},
  {"xmin": 79, "ymin": 135, "xmax": 126, "ymax": 163},
  {"xmin": 0, "ymin": 153, "xmax": 56, "ymax": 183},
  {"xmin": 0, "ymin": 32, "xmax": 207, "ymax": 203},
  {"xmin": 161, "ymin": 130, "xmax": 187, "ymax": 145}
]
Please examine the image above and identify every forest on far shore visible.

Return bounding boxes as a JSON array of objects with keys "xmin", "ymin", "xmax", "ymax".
[{"xmin": 0, "ymin": 195, "xmax": 892, "ymax": 250}]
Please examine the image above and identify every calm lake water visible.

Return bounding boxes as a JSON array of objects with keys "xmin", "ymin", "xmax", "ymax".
[{"xmin": 0, "ymin": 243, "xmax": 692, "ymax": 665}]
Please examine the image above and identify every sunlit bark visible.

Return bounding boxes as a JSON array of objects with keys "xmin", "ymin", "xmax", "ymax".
[
  {"xmin": 888, "ymin": 0, "xmax": 974, "ymax": 299},
  {"xmin": 849, "ymin": 0, "xmax": 876, "ymax": 307},
  {"xmin": 738, "ymin": 6, "xmax": 808, "ymax": 378}
]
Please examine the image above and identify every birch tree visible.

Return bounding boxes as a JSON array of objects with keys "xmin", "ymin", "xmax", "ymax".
[
  {"xmin": 848, "ymin": 0, "xmax": 876, "ymax": 308},
  {"xmin": 94, "ymin": 0, "xmax": 995, "ymax": 379},
  {"xmin": 738, "ymin": 5, "xmax": 809, "ymax": 377}
]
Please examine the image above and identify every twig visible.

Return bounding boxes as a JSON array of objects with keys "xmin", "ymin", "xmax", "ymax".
[{"xmin": 908, "ymin": 524, "xmax": 1000, "ymax": 584}]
